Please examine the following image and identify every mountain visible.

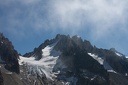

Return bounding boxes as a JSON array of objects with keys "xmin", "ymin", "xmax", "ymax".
[
  {"xmin": 0, "ymin": 33, "xmax": 19, "ymax": 73},
  {"xmin": 0, "ymin": 33, "xmax": 20, "ymax": 85},
  {"xmin": 21, "ymin": 34, "xmax": 128, "ymax": 85},
  {"xmin": 0, "ymin": 33, "xmax": 128, "ymax": 85}
]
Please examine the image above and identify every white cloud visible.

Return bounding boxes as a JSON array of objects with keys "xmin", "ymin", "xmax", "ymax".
[
  {"xmin": 0, "ymin": 0, "xmax": 128, "ymax": 55},
  {"xmin": 48, "ymin": 0, "xmax": 128, "ymax": 39},
  {"xmin": 0, "ymin": 0, "xmax": 128, "ymax": 39}
]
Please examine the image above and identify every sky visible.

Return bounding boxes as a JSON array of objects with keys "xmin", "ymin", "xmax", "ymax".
[{"xmin": 0, "ymin": 0, "xmax": 128, "ymax": 55}]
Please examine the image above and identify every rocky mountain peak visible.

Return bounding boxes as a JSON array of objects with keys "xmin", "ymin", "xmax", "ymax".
[
  {"xmin": 22, "ymin": 34, "xmax": 111, "ymax": 85},
  {"xmin": 110, "ymin": 48, "xmax": 117, "ymax": 52}
]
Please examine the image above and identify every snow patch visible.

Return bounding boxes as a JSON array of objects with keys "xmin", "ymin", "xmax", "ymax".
[
  {"xmin": 5, "ymin": 72, "xmax": 12, "ymax": 74},
  {"xmin": 65, "ymin": 77, "xmax": 78, "ymax": 85},
  {"xmin": 126, "ymin": 56, "xmax": 128, "ymax": 58},
  {"xmin": 34, "ymin": 80, "xmax": 36, "ymax": 85},
  {"xmin": 125, "ymin": 73, "xmax": 128, "ymax": 76},
  {"xmin": 115, "ymin": 52, "xmax": 123, "ymax": 57},
  {"xmin": 19, "ymin": 57, "xmax": 35, "ymax": 65},
  {"xmin": 88, "ymin": 53, "xmax": 104, "ymax": 65},
  {"xmin": 1, "ymin": 41, "xmax": 3, "ymax": 44},
  {"xmin": 107, "ymin": 70, "xmax": 117, "ymax": 73},
  {"xmin": 91, "ymin": 76, "xmax": 96, "ymax": 81},
  {"xmin": 19, "ymin": 43, "xmax": 61, "ymax": 80}
]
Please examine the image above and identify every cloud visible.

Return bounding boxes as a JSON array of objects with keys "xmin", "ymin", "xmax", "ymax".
[
  {"xmin": 48, "ymin": 0, "xmax": 128, "ymax": 38},
  {"xmin": 0, "ymin": 0, "xmax": 128, "ymax": 55},
  {"xmin": 0, "ymin": 0, "xmax": 46, "ymax": 38},
  {"xmin": 0, "ymin": 0, "xmax": 128, "ymax": 39}
]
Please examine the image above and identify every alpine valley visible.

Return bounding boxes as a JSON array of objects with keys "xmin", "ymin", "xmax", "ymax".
[{"xmin": 0, "ymin": 33, "xmax": 128, "ymax": 85}]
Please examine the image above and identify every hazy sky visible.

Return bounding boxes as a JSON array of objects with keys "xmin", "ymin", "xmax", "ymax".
[{"xmin": 0, "ymin": 0, "xmax": 128, "ymax": 55}]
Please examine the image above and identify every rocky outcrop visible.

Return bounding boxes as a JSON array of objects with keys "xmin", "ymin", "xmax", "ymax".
[{"xmin": 0, "ymin": 33, "xmax": 19, "ymax": 73}]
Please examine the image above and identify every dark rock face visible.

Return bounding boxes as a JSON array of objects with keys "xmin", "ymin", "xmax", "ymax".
[
  {"xmin": 54, "ymin": 50, "xmax": 109, "ymax": 85},
  {"xmin": 109, "ymin": 72, "xmax": 128, "ymax": 85},
  {"xmin": 0, "ymin": 33, "xmax": 19, "ymax": 73},
  {"xmin": 24, "ymin": 37, "xmax": 57, "ymax": 60},
  {"xmin": 53, "ymin": 36, "xmax": 109, "ymax": 85},
  {"xmin": 0, "ymin": 70, "xmax": 4, "ymax": 85}
]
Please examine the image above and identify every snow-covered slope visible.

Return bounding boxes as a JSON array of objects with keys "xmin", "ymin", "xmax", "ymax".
[
  {"xmin": 19, "ymin": 43, "xmax": 61, "ymax": 80},
  {"xmin": 115, "ymin": 52, "xmax": 123, "ymax": 57},
  {"xmin": 88, "ymin": 53, "xmax": 104, "ymax": 65},
  {"xmin": 88, "ymin": 53, "xmax": 117, "ymax": 73}
]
